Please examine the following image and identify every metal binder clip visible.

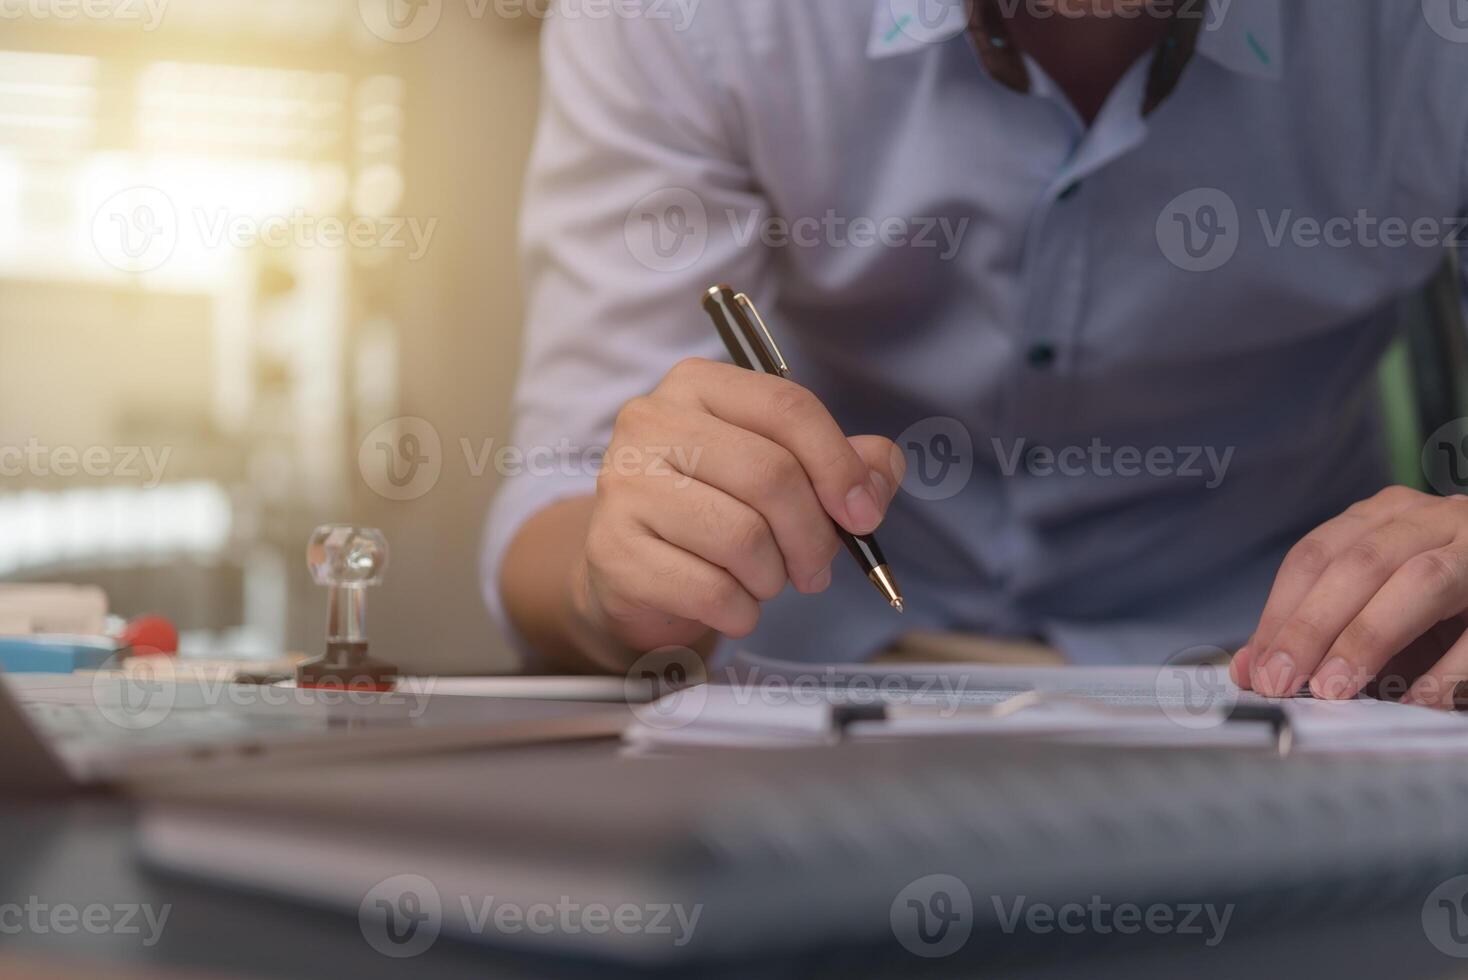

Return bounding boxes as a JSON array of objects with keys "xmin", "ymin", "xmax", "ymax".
[{"xmin": 1227, "ymin": 703, "xmax": 1295, "ymax": 758}]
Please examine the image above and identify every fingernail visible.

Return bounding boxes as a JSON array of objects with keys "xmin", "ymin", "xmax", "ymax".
[
  {"xmin": 845, "ymin": 484, "xmax": 882, "ymax": 534},
  {"xmin": 889, "ymin": 443, "xmax": 909, "ymax": 488},
  {"xmin": 1310, "ymin": 657, "xmax": 1358, "ymax": 700},
  {"xmin": 1404, "ymin": 677, "xmax": 1437, "ymax": 708},
  {"xmin": 808, "ymin": 565, "xmax": 833, "ymax": 593},
  {"xmin": 1254, "ymin": 651, "xmax": 1296, "ymax": 697}
]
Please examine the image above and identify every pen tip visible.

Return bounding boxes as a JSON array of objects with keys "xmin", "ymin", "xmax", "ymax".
[{"xmin": 867, "ymin": 565, "xmax": 904, "ymax": 613}]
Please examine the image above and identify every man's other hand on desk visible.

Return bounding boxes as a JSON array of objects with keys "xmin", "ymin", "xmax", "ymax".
[
  {"xmin": 1232, "ymin": 486, "xmax": 1468, "ymax": 708},
  {"xmin": 502, "ymin": 358, "xmax": 903, "ymax": 673}
]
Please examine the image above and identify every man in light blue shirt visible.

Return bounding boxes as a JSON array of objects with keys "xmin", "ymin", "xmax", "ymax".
[{"xmin": 486, "ymin": 0, "xmax": 1468, "ymax": 707}]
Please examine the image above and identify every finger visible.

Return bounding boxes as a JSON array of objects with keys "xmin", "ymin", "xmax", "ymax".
[
  {"xmin": 1308, "ymin": 544, "xmax": 1468, "ymax": 700},
  {"xmin": 594, "ymin": 529, "xmax": 762, "ymax": 640},
  {"xmin": 848, "ymin": 434, "xmax": 906, "ymax": 509},
  {"xmin": 580, "ymin": 517, "xmax": 713, "ymax": 653},
  {"xmin": 1245, "ymin": 487, "xmax": 1431, "ymax": 691},
  {"xmin": 1368, "ymin": 619, "xmax": 1462, "ymax": 702},
  {"xmin": 659, "ymin": 359, "xmax": 887, "ymax": 535},
  {"xmin": 1228, "ymin": 642, "xmax": 1257, "ymax": 688},
  {"xmin": 633, "ymin": 473, "xmax": 789, "ymax": 603},
  {"xmin": 1250, "ymin": 518, "xmax": 1454, "ymax": 697},
  {"xmin": 642, "ymin": 408, "xmax": 843, "ymax": 593},
  {"xmin": 1404, "ymin": 620, "xmax": 1468, "ymax": 709}
]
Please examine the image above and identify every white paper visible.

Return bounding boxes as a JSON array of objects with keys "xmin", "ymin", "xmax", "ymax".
[{"xmin": 622, "ymin": 654, "xmax": 1468, "ymax": 754}]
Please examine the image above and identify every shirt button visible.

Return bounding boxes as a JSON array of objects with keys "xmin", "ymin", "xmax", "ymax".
[
  {"xmin": 1027, "ymin": 343, "xmax": 1057, "ymax": 368},
  {"xmin": 1058, "ymin": 181, "xmax": 1082, "ymax": 201}
]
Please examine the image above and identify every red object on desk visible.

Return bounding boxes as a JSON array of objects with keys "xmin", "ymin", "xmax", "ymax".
[{"xmin": 121, "ymin": 615, "xmax": 179, "ymax": 657}]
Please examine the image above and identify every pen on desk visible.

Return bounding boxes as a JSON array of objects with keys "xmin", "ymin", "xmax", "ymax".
[{"xmin": 701, "ymin": 284, "xmax": 905, "ymax": 613}]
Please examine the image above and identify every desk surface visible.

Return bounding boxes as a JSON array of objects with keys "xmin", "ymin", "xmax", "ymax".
[{"xmin": 0, "ymin": 741, "xmax": 1462, "ymax": 980}]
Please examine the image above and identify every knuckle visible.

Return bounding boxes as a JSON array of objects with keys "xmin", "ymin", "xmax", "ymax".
[
  {"xmin": 589, "ymin": 583, "xmax": 636, "ymax": 624},
  {"xmin": 614, "ymin": 395, "xmax": 659, "ymax": 437},
  {"xmin": 583, "ymin": 521, "xmax": 623, "ymax": 572},
  {"xmin": 1339, "ymin": 540, "xmax": 1389, "ymax": 578},
  {"xmin": 728, "ymin": 508, "xmax": 774, "ymax": 557},
  {"xmin": 1376, "ymin": 485, "xmax": 1422, "ymax": 507},
  {"xmin": 662, "ymin": 357, "xmax": 712, "ymax": 393},
  {"xmin": 1407, "ymin": 550, "xmax": 1465, "ymax": 597},
  {"xmin": 748, "ymin": 573, "xmax": 786, "ymax": 604},
  {"xmin": 750, "ymin": 446, "xmax": 806, "ymax": 496},
  {"xmin": 1286, "ymin": 537, "xmax": 1333, "ymax": 577},
  {"xmin": 688, "ymin": 490, "xmax": 722, "ymax": 535},
  {"xmin": 721, "ymin": 591, "xmax": 761, "ymax": 637},
  {"xmin": 699, "ymin": 574, "xmax": 744, "ymax": 618},
  {"xmin": 595, "ymin": 453, "xmax": 636, "ymax": 495},
  {"xmin": 768, "ymin": 381, "xmax": 819, "ymax": 424},
  {"xmin": 787, "ymin": 529, "xmax": 843, "ymax": 585},
  {"xmin": 671, "ymin": 356, "xmax": 711, "ymax": 379},
  {"xmin": 1250, "ymin": 619, "xmax": 1282, "ymax": 652},
  {"xmin": 1335, "ymin": 616, "xmax": 1383, "ymax": 658},
  {"xmin": 595, "ymin": 458, "xmax": 622, "ymax": 493},
  {"xmin": 1275, "ymin": 617, "xmax": 1328, "ymax": 653},
  {"xmin": 649, "ymin": 553, "xmax": 684, "ymax": 590},
  {"xmin": 775, "ymin": 530, "xmax": 838, "ymax": 585}
]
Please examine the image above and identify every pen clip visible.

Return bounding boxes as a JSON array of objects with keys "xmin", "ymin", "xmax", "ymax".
[{"xmin": 734, "ymin": 293, "xmax": 790, "ymax": 378}]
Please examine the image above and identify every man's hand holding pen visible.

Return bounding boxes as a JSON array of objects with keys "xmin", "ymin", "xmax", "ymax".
[{"xmin": 569, "ymin": 357, "xmax": 904, "ymax": 665}]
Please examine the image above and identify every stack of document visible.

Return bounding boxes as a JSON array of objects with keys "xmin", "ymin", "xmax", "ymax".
[{"xmin": 624, "ymin": 654, "xmax": 1468, "ymax": 755}]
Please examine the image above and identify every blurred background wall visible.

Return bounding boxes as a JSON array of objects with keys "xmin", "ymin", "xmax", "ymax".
[{"xmin": 0, "ymin": 0, "xmax": 545, "ymax": 672}]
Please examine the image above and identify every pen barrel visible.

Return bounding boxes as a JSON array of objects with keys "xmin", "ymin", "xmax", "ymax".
[
  {"xmin": 840, "ymin": 529, "xmax": 888, "ymax": 574},
  {"xmin": 702, "ymin": 286, "xmax": 783, "ymax": 375}
]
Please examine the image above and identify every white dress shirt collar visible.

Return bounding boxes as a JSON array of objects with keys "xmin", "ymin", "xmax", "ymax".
[{"xmin": 867, "ymin": 0, "xmax": 1283, "ymax": 83}]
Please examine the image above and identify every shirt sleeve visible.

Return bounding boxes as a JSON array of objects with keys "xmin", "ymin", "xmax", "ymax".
[{"xmin": 481, "ymin": 6, "xmax": 772, "ymax": 662}]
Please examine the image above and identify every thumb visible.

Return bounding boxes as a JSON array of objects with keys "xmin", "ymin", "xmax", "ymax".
[{"xmin": 847, "ymin": 435, "xmax": 905, "ymax": 515}]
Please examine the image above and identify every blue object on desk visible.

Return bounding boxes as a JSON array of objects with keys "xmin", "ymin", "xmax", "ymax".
[{"xmin": 0, "ymin": 636, "xmax": 120, "ymax": 673}]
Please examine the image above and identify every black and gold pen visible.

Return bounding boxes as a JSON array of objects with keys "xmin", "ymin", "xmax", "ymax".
[{"xmin": 701, "ymin": 285, "xmax": 905, "ymax": 613}]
